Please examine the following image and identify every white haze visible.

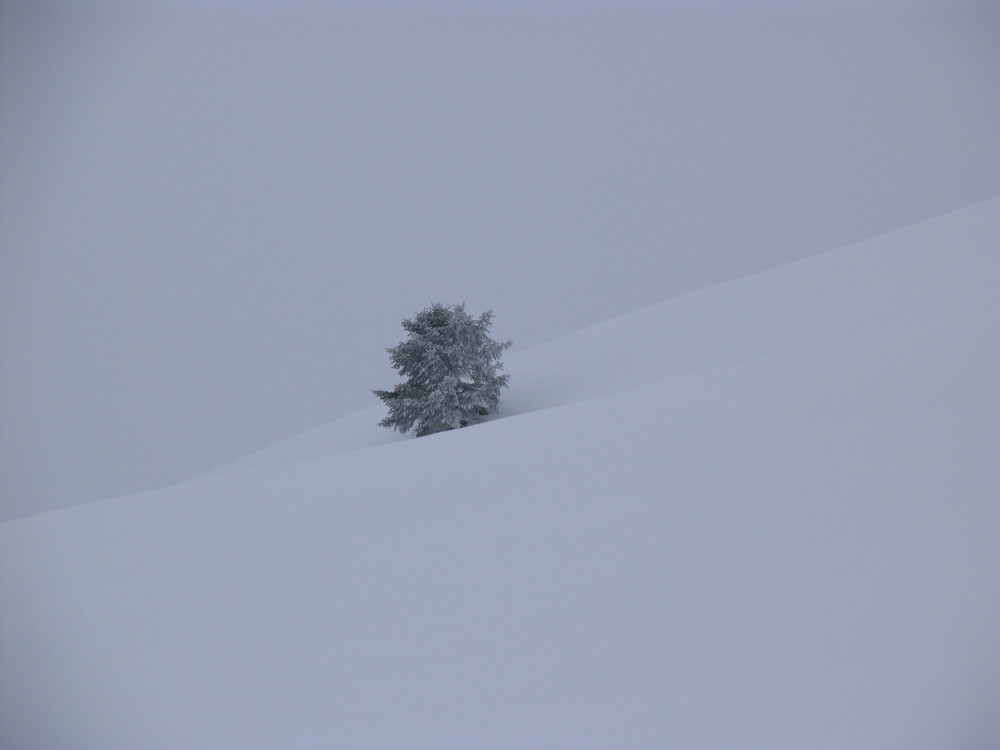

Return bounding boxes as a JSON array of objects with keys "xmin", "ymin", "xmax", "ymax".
[
  {"xmin": 2, "ymin": 0, "xmax": 999, "ymax": 519},
  {"xmin": 2, "ymin": 197, "xmax": 998, "ymax": 748}
]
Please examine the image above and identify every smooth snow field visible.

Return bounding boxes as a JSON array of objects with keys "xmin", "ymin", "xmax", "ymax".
[{"xmin": 2, "ymin": 198, "xmax": 999, "ymax": 748}]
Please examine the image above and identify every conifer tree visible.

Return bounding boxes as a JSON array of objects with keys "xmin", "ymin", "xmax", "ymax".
[{"xmin": 374, "ymin": 303, "xmax": 512, "ymax": 436}]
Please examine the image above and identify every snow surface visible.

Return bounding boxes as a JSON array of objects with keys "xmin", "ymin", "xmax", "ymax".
[{"xmin": 2, "ymin": 198, "xmax": 999, "ymax": 748}]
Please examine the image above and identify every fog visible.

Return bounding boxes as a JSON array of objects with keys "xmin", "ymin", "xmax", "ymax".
[{"xmin": 3, "ymin": 0, "xmax": 999, "ymax": 520}]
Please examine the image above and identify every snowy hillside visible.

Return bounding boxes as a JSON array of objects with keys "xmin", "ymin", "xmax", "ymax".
[{"xmin": 2, "ymin": 199, "xmax": 999, "ymax": 749}]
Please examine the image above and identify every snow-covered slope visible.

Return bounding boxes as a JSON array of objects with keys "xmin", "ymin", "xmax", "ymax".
[
  {"xmin": 2, "ymin": 199, "xmax": 999, "ymax": 749},
  {"xmin": 215, "ymin": 196, "xmax": 999, "ymax": 474}
]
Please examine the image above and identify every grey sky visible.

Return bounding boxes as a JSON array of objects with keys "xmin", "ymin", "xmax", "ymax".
[{"xmin": 2, "ymin": 0, "xmax": 999, "ymax": 519}]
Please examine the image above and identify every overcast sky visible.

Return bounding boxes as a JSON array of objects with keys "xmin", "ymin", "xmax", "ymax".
[{"xmin": 2, "ymin": 0, "xmax": 999, "ymax": 520}]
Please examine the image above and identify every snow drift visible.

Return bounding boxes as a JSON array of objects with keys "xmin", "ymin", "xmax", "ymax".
[{"xmin": 2, "ymin": 198, "xmax": 999, "ymax": 749}]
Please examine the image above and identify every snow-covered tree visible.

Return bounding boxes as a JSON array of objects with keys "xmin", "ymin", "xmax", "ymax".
[{"xmin": 374, "ymin": 303, "xmax": 512, "ymax": 437}]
